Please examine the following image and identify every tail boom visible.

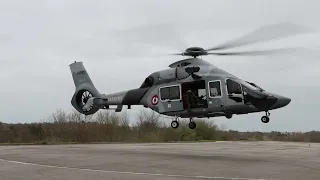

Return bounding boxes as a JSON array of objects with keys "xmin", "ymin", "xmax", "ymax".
[{"xmin": 84, "ymin": 88, "xmax": 149, "ymax": 112}]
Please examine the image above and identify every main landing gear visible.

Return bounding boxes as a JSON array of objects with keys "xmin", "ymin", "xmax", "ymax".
[
  {"xmin": 171, "ymin": 118, "xmax": 179, "ymax": 129},
  {"xmin": 261, "ymin": 111, "xmax": 270, "ymax": 123},
  {"xmin": 188, "ymin": 118, "xmax": 196, "ymax": 129},
  {"xmin": 170, "ymin": 117, "xmax": 197, "ymax": 129}
]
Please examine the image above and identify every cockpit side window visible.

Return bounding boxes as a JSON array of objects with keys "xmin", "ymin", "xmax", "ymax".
[{"xmin": 226, "ymin": 79, "xmax": 242, "ymax": 94}]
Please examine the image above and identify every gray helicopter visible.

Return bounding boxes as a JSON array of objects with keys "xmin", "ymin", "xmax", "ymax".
[{"xmin": 69, "ymin": 24, "xmax": 309, "ymax": 129}]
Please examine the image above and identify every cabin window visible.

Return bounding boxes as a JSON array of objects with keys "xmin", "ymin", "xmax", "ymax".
[
  {"xmin": 226, "ymin": 79, "xmax": 242, "ymax": 94},
  {"xmin": 160, "ymin": 85, "xmax": 180, "ymax": 101},
  {"xmin": 208, "ymin": 81, "xmax": 222, "ymax": 97}
]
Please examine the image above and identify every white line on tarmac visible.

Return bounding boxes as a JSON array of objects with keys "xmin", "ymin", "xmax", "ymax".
[{"xmin": 0, "ymin": 158, "xmax": 277, "ymax": 180}]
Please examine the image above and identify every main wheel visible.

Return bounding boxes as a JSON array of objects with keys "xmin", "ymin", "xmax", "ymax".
[
  {"xmin": 189, "ymin": 122, "xmax": 196, "ymax": 129},
  {"xmin": 171, "ymin": 120, "xmax": 179, "ymax": 129},
  {"xmin": 261, "ymin": 116, "xmax": 270, "ymax": 123},
  {"xmin": 225, "ymin": 114, "xmax": 232, "ymax": 119}
]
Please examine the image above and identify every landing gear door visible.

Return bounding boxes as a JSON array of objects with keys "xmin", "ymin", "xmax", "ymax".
[
  {"xmin": 207, "ymin": 80, "xmax": 224, "ymax": 113},
  {"xmin": 225, "ymin": 78, "xmax": 245, "ymax": 112},
  {"xmin": 158, "ymin": 84, "xmax": 184, "ymax": 113}
]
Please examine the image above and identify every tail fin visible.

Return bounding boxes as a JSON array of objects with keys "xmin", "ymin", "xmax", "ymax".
[{"xmin": 69, "ymin": 61, "xmax": 102, "ymax": 115}]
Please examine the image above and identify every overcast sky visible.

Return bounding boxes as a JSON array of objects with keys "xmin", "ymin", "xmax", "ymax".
[{"xmin": 1, "ymin": 0, "xmax": 320, "ymax": 132}]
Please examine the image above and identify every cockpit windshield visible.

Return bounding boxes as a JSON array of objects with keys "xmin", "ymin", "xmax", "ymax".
[
  {"xmin": 234, "ymin": 78, "xmax": 264, "ymax": 92},
  {"xmin": 246, "ymin": 81, "xmax": 264, "ymax": 91},
  {"xmin": 245, "ymin": 81, "xmax": 264, "ymax": 91}
]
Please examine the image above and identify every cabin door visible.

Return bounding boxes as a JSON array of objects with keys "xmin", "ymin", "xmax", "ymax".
[
  {"xmin": 158, "ymin": 84, "xmax": 184, "ymax": 113},
  {"xmin": 207, "ymin": 80, "xmax": 224, "ymax": 115},
  {"xmin": 181, "ymin": 80, "xmax": 208, "ymax": 110}
]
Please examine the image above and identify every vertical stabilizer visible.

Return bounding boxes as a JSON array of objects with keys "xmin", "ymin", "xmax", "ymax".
[{"xmin": 69, "ymin": 61, "xmax": 101, "ymax": 115}]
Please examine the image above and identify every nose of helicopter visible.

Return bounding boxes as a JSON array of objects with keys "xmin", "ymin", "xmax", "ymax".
[
  {"xmin": 277, "ymin": 96, "xmax": 291, "ymax": 108},
  {"xmin": 270, "ymin": 95, "xmax": 291, "ymax": 109}
]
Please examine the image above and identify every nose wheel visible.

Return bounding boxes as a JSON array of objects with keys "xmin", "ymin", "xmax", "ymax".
[{"xmin": 261, "ymin": 111, "xmax": 270, "ymax": 123}]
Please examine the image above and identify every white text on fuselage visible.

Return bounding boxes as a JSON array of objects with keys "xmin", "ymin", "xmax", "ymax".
[{"xmin": 107, "ymin": 96, "xmax": 124, "ymax": 102}]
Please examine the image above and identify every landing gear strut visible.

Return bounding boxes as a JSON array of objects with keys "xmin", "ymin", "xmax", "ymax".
[
  {"xmin": 188, "ymin": 118, "xmax": 196, "ymax": 129},
  {"xmin": 171, "ymin": 116, "xmax": 179, "ymax": 129},
  {"xmin": 261, "ymin": 111, "xmax": 270, "ymax": 123}
]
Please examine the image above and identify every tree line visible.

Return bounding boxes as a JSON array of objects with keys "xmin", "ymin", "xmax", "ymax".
[{"xmin": 0, "ymin": 109, "xmax": 319, "ymax": 144}]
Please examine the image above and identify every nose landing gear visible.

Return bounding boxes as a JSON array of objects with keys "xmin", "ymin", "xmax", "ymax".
[{"xmin": 261, "ymin": 111, "xmax": 270, "ymax": 123}]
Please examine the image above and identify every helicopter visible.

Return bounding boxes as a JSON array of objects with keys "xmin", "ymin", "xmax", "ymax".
[{"xmin": 69, "ymin": 23, "xmax": 309, "ymax": 129}]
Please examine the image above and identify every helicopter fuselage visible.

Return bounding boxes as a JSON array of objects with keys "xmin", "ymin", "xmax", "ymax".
[{"xmin": 137, "ymin": 58, "xmax": 291, "ymax": 119}]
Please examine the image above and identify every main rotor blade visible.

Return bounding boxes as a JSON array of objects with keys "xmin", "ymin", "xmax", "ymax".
[
  {"xmin": 169, "ymin": 53, "xmax": 184, "ymax": 55},
  {"xmin": 205, "ymin": 23, "xmax": 312, "ymax": 51},
  {"xmin": 207, "ymin": 47, "xmax": 304, "ymax": 56}
]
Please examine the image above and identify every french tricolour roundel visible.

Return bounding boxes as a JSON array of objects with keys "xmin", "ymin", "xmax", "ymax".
[{"xmin": 151, "ymin": 95, "xmax": 159, "ymax": 105}]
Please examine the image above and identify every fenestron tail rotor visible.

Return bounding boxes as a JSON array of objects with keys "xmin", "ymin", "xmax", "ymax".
[{"xmin": 80, "ymin": 90, "xmax": 94, "ymax": 112}]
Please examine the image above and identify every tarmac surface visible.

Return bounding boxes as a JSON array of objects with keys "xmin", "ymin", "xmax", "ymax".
[{"xmin": 0, "ymin": 141, "xmax": 319, "ymax": 180}]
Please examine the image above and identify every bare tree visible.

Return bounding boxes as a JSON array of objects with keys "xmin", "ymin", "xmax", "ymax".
[
  {"xmin": 136, "ymin": 109, "xmax": 161, "ymax": 140},
  {"xmin": 50, "ymin": 109, "xmax": 67, "ymax": 123},
  {"xmin": 120, "ymin": 110, "xmax": 130, "ymax": 127}
]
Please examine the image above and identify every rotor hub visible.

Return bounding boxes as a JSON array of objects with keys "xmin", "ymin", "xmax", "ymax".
[{"xmin": 183, "ymin": 47, "xmax": 207, "ymax": 57}]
